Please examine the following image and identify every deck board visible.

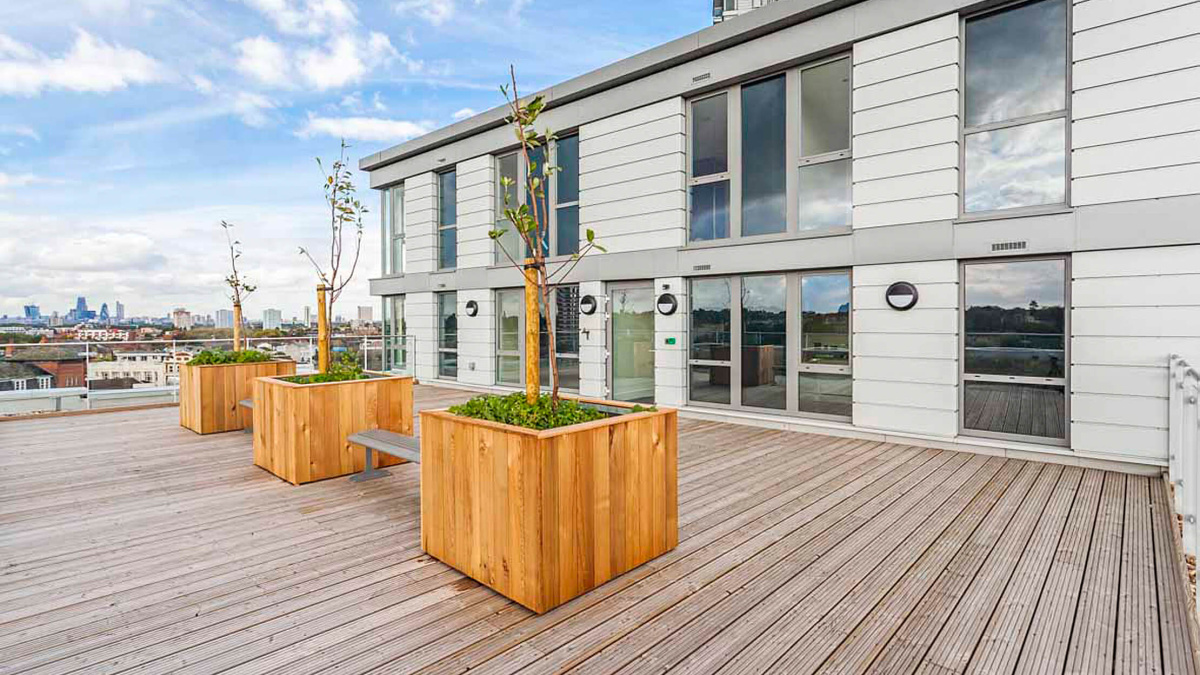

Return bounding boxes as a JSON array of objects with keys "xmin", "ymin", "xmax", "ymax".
[{"xmin": 0, "ymin": 384, "xmax": 1194, "ymax": 675}]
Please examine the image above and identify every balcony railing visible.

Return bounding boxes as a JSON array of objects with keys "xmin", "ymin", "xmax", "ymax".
[{"xmin": 1169, "ymin": 354, "xmax": 1200, "ymax": 559}]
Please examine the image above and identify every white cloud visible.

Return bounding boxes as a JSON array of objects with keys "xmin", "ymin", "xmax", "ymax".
[
  {"xmin": 451, "ymin": 107, "xmax": 475, "ymax": 121},
  {"xmin": 237, "ymin": 31, "xmax": 397, "ymax": 91},
  {"xmin": 235, "ymin": 35, "xmax": 291, "ymax": 88},
  {"xmin": 297, "ymin": 113, "xmax": 432, "ymax": 142},
  {"xmin": 0, "ymin": 30, "xmax": 168, "ymax": 96},
  {"xmin": 191, "ymin": 74, "xmax": 216, "ymax": 94},
  {"xmin": 394, "ymin": 0, "xmax": 456, "ymax": 26},
  {"xmin": 241, "ymin": 0, "xmax": 358, "ymax": 37},
  {"xmin": 0, "ymin": 124, "xmax": 39, "ymax": 141},
  {"xmin": 0, "ymin": 171, "xmax": 39, "ymax": 189},
  {"xmin": 371, "ymin": 91, "xmax": 386, "ymax": 111}
]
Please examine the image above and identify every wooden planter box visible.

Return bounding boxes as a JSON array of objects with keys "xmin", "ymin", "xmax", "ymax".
[
  {"xmin": 179, "ymin": 361, "xmax": 296, "ymax": 434},
  {"xmin": 420, "ymin": 400, "xmax": 678, "ymax": 613},
  {"xmin": 252, "ymin": 374, "xmax": 414, "ymax": 485}
]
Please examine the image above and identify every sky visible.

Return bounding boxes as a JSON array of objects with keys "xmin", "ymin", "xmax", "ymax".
[{"xmin": 0, "ymin": 0, "xmax": 707, "ymax": 322}]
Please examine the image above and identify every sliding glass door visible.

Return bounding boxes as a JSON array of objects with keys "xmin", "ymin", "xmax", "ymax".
[
  {"xmin": 961, "ymin": 257, "xmax": 1068, "ymax": 443},
  {"xmin": 610, "ymin": 282, "xmax": 656, "ymax": 404}
]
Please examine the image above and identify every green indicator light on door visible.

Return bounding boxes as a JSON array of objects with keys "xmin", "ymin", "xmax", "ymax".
[{"xmin": 665, "ymin": 337, "xmax": 676, "ymax": 346}]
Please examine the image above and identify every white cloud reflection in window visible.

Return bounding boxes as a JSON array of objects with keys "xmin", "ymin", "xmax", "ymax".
[{"xmin": 965, "ymin": 118, "xmax": 1065, "ymax": 213}]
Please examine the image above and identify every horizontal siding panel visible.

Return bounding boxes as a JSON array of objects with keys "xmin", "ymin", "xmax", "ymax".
[
  {"xmin": 1074, "ymin": 34, "xmax": 1200, "ymax": 90},
  {"xmin": 580, "ymin": 155, "xmax": 685, "ymax": 191},
  {"xmin": 1071, "ymin": 422, "xmax": 1167, "ymax": 461},
  {"xmin": 1072, "ymin": 274, "xmax": 1200, "ymax": 307},
  {"xmin": 853, "ymin": 402, "xmax": 958, "ymax": 437},
  {"xmin": 1073, "ymin": 336, "xmax": 1200, "ymax": 367},
  {"xmin": 1073, "ymin": 130, "xmax": 1200, "ymax": 178},
  {"xmin": 853, "ymin": 333, "xmax": 958, "ymax": 359},
  {"xmin": 1072, "ymin": 365, "xmax": 1167, "ymax": 398},
  {"xmin": 853, "ymin": 380, "xmax": 958, "ymax": 410},
  {"xmin": 853, "ymin": 281, "xmax": 958, "ymax": 309},
  {"xmin": 1074, "ymin": 2, "xmax": 1200, "ymax": 60},
  {"xmin": 581, "ymin": 172, "xmax": 684, "ymax": 207},
  {"xmin": 855, "ymin": 260, "xmax": 958, "ymax": 286},
  {"xmin": 579, "ymin": 115, "xmax": 684, "ymax": 156},
  {"xmin": 853, "ymin": 168, "xmax": 957, "ymax": 206},
  {"xmin": 853, "ymin": 117, "xmax": 958, "ymax": 158},
  {"xmin": 853, "ymin": 356, "xmax": 958, "ymax": 385},
  {"xmin": 852, "ymin": 38, "xmax": 958, "ymax": 88},
  {"xmin": 852, "ymin": 65, "xmax": 958, "ymax": 111},
  {"xmin": 853, "ymin": 14, "xmax": 959, "ymax": 64},
  {"xmin": 599, "ymin": 228, "xmax": 685, "ymax": 253},
  {"xmin": 1072, "ymin": 99, "xmax": 1200, "ymax": 149},
  {"xmin": 1074, "ymin": 0, "xmax": 1196, "ymax": 31},
  {"xmin": 1072, "ymin": 393, "xmax": 1168, "ymax": 428},
  {"xmin": 1074, "ymin": 245, "xmax": 1200, "ymax": 278},
  {"xmin": 853, "ymin": 91, "xmax": 959, "ymax": 135},
  {"xmin": 853, "ymin": 143, "xmax": 958, "ymax": 182},
  {"xmin": 1073, "ymin": 67, "xmax": 1200, "ymax": 120},
  {"xmin": 578, "ymin": 210, "xmax": 686, "ymax": 237},
  {"xmin": 579, "ymin": 97, "xmax": 683, "ymax": 140},
  {"xmin": 580, "ymin": 191, "xmax": 686, "ymax": 223},
  {"xmin": 853, "ymin": 194, "xmax": 958, "ymax": 228},
  {"xmin": 456, "ymin": 181, "xmax": 491, "ymax": 202},
  {"xmin": 580, "ymin": 135, "xmax": 685, "ymax": 173},
  {"xmin": 1074, "ymin": 307, "xmax": 1200, "ymax": 337},
  {"xmin": 853, "ymin": 308, "xmax": 958, "ymax": 334},
  {"xmin": 1072, "ymin": 163, "xmax": 1200, "ymax": 205}
]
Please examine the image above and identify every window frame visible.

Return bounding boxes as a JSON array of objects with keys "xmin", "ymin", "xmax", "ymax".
[
  {"xmin": 382, "ymin": 295, "xmax": 407, "ymax": 373},
  {"xmin": 957, "ymin": 0, "xmax": 1072, "ymax": 220},
  {"xmin": 381, "ymin": 185, "xmax": 405, "ymax": 275},
  {"xmin": 492, "ymin": 284, "xmax": 580, "ymax": 392},
  {"xmin": 436, "ymin": 291, "xmax": 458, "ymax": 379},
  {"xmin": 685, "ymin": 52, "xmax": 853, "ymax": 247},
  {"xmin": 957, "ymin": 254, "xmax": 1071, "ymax": 447},
  {"xmin": 686, "ymin": 268, "xmax": 853, "ymax": 421},
  {"xmin": 493, "ymin": 133, "xmax": 580, "ymax": 265},
  {"xmin": 437, "ymin": 168, "xmax": 457, "ymax": 270}
]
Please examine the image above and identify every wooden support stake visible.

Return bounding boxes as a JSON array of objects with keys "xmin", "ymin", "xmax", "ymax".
[
  {"xmin": 524, "ymin": 258, "xmax": 539, "ymax": 404},
  {"xmin": 317, "ymin": 284, "xmax": 330, "ymax": 374},
  {"xmin": 232, "ymin": 302, "xmax": 243, "ymax": 352}
]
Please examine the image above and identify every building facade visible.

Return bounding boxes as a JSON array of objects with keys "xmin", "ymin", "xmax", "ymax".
[
  {"xmin": 362, "ymin": 0, "xmax": 1200, "ymax": 471},
  {"xmin": 262, "ymin": 309, "xmax": 283, "ymax": 330}
]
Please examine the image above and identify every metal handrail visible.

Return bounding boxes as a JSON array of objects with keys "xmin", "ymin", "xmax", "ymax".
[{"xmin": 1168, "ymin": 354, "xmax": 1200, "ymax": 557}]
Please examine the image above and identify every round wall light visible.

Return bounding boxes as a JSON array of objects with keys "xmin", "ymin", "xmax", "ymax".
[
  {"xmin": 579, "ymin": 295, "xmax": 598, "ymax": 316},
  {"xmin": 464, "ymin": 300, "xmax": 479, "ymax": 317},
  {"xmin": 656, "ymin": 293, "xmax": 679, "ymax": 316},
  {"xmin": 885, "ymin": 281, "xmax": 919, "ymax": 311}
]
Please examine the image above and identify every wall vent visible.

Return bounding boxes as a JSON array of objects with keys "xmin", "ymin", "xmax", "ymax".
[
  {"xmin": 991, "ymin": 240, "xmax": 1027, "ymax": 252},
  {"xmin": 693, "ymin": 264, "xmax": 712, "ymax": 271},
  {"xmin": 692, "ymin": 72, "xmax": 712, "ymax": 83}
]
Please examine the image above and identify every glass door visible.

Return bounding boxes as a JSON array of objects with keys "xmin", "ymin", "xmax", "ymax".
[{"xmin": 609, "ymin": 282, "xmax": 656, "ymax": 403}]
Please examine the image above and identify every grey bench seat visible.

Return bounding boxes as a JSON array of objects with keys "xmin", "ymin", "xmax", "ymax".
[
  {"xmin": 238, "ymin": 399, "xmax": 254, "ymax": 433},
  {"xmin": 347, "ymin": 429, "xmax": 420, "ymax": 483}
]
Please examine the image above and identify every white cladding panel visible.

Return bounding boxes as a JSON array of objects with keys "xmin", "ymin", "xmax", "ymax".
[
  {"xmin": 579, "ymin": 98, "xmax": 686, "ymax": 254},
  {"xmin": 578, "ymin": 280, "xmax": 608, "ymax": 399},
  {"xmin": 655, "ymin": 277, "xmax": 687, "ymax": 407},
  {"xmin": 1072, "ymin": 1, "xmax": 1200, "ymax": 205},
  {"xmin": 455, "ymin": 289, "xmax": 495, "ymax": 386},
  {"xmin": 852, "ymin": 260, "xmax": 959, "ymax": 437},
  {"xmin": 403, "ymin": 173, "xmax": 437, "ymax": 275},
  {"xmin": 406, "ymin": 292, "xmax": 437, "ymax": 381},
  {"xmin": 1070, "ymin": 244, "xmax": 1200, "ymax": 462},
  {"xmin": 455, "ymin": 156, "xmax": 494, "ymax": 270}
]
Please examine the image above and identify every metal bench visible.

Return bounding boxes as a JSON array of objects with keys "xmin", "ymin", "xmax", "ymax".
[
  {"xmin": 238, "ymin": 399, "xmax": 253, "ymax": 433},
  {"xmin": 347, "ymin": 429, "xmax": 420, "ymax": 482}
]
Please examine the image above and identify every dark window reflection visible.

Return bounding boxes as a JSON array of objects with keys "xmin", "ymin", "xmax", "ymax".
[
  {"xmin": 692, "ymin": 94, "xmax": 728, "ymax": 177},
  {"xmin": 438, "ymin": 228, "xmax": 457, "ymax": 270},
  {"xmin": 742, "ymin": 75, "xmax": 787, "ymax": 236},
  {"xmin": 690, "ymin": 278, "xmax": 732, "ymax": 361},
  {"xmin": 965, "ymin": 0, "xmax": 1067, "ymax": 127},
  {"xmin": 438, "ymin": 170, "xmax": 457, "ymax": 226},
  {"xmin": 690, "ymin": 181, "xmax": 730, "ymax": 241},
  {"xmin": 691, "ymin": 365, "xmax": 731, "ymax": 404},
  {"xmin": 556, "ymin": 135, "xmax": 579, "ymax": 204},
  {"xmin": 526, "ymin": 145, "xmax": 550, "ymax": 257},
  {"xmin": 964, "ymin": 259, "xmax": 1065, "ymax": 378},
  {"xmin": 742, "ymin": 275, "xmax": 787, "ymax": 410}
]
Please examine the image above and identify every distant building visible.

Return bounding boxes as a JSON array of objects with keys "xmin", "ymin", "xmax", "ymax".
[
  {"xmin": 75, "ymin": 297, "xmax": 88, "ymax": 317},
  {"xmin": 99, "ymin": 303, "xmax": 110, "ymax": 324},
  {"xmin": 115, "ymin": 301, "xmax": 125, "ymax": 322},
  {"xmin": 304, "ymin": 306, "xmax": 312, "ymax": 326},
  {"xmin": 3, "ymin": 345, "xmax": 86, "ymax": 388},
  {"xmin": 0, "ymin": 362, "xmax": 53, "ymax": 392},
  {"xmin": 263, "ymin": 309, "xmax": 283, "ymax": 330},
  {"xmin": 357, "ymin": 306, "xmax": 373, "ymax": 322},
  {"xmin": 87, "ymin": 352, "xmax": 170, "ymax": 388},
  {"xmin": 23, "ymin": 305, "xmax": 39, "ymax": 320},
  {"xmin": 171, "ymin": 308, "xmax": 193, "ymax": 330},
  {"xmin": 216, "ymin": 309, "xmax": 234, "ymax": 328},
  {"xmin": 76, "ymin": 327, "xmax": 131, "ymax": 342}
]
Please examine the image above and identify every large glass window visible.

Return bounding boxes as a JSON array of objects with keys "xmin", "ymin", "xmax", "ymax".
[
  {"xmin": 495, "ymin": 285, "xmax": 579, "ymax": 391},
  {"xmin": 556, "ymin": 135, "xmax": 580, "ymax": 256},
  {"xmin": 552, "ymin": 284, "xmax": 580, "ymax": 391},
  {"xmin": 689, "ymin": 277, "xmax": 732, "ymax": 405},
  {"xmin": 496, "ymin": 288, "xmax": 522, "ymax": 385},
  {"xmin": 437, "ymin": 292, "xmax": 457, "ymax": 378},
  {"xmin": 963, "ymin": 0, "xmax": 1068, "ymax": 214},
  {"xmin": 962, "ymin": 258, "xmax": 1067, "ymax": 441},
  {"xmin": 741, "ymin": 275, "xmax": 787, "ymax": 410},
  {"xmin": 689, "ymin": 93, "xmax": 730, "ymax": 242},
  {"xmin": 382, "ymin": 295, "xmax": 406, "ymax": 372},
  {"xmin": 493, "ymin": 134, "xmax": 579, "ymax": 263},
  {"xmin": 438, "ymin": 169, "xmax": 457, "ymax": 269},
  {"xmin": 799, "ymin": 57, "xmax": 852, "ymax": 231},
  {"xmin": 495, "ymin": 153, "xmax": 520, "ymax": 264},
  {"xmin": 799, "ymin": 273, "xmax": 851, "ymax": 416},
  {"xmin": 742, "ymin": 75, "xmax": 787, "ymax": 236}
]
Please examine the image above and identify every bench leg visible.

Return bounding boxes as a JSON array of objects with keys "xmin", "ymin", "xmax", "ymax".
[{"xmin": 350, "ymin": 447, "xmax": 391, "ymax": 482}]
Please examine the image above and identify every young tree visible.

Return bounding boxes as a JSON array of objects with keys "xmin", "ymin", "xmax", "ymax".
[
  {"xmin": 492, "ymin": 67, "xmax": 605, "ymax": 405},
  {"xmin": 299, "ymin": 139, "xmax": 367, "ymax": 372},
  {"xmin": 220, "ymin": 221, "xmax": 256, "ymax": 351}
]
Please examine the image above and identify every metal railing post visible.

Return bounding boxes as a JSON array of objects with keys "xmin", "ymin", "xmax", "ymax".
[{"xmin": 84, "ymin": 341, "xmax": 92, "ymax": 410}]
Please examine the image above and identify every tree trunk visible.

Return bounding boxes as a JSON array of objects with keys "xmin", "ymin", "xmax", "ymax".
[
  {"xmin": 232, "ymin": 302, "xmax": 244, "ymax": 352},
  {"xmin": 317, "ymin": 284, "xmax": 330, "ymax": 374},
  {"xmin": 524, "ymin": 259, "xmax": 540, "ymax": 404}
]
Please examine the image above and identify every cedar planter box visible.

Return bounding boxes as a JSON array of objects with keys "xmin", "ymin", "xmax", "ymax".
[
  {"xmin": 179, "ymin": 361, "xmax": 296, "ymax": 434},
  {"xmin": 420, "ymin": 399, "xmax": 678, "ymax": 614},
  {"xmin": 252, "ymin": 374, "xmax": 414, "ymax": 485}
]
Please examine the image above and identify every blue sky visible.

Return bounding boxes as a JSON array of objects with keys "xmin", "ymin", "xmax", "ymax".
[{"xmin": 0, "ymin": 0, "xmax": 707, "ymax": 321}]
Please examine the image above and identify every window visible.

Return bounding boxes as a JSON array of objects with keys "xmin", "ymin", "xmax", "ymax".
[
  {"xmin": 742, "ymin": 274, "xmax": 787, "ymax": 410},
  {"xmin": 496, "ymin": 288, "xmax": 522, "ymax": 385},
  {"xmin": 437, "ymin": 170, "xmax": 457, "ymax": 269},
  {"xmin": 14, "ymin": 379, "xmax": 27, "ymax": 391},
  {"xmin": 689, "ymin": 93, "xmax": 730, "ymax": 242},
  {"xmin": 689, "ymin": 277, "xmax": 733, "ymax": 404},
  {"xmin": 437, "ymin": 292, "xmax": 457, "ymax": 378},
  {"xmin": 799, "ymin": 272, "xmax": 852, "ymax": 416},
  {"xmin": 382, "ymin": 185, "xmax": 405, "ymax": 275},
  {"xmin": 962, "ymin": 0, "xmax": 1068, "ymax": 214},
  {"xmin": 382, "ymin": 295, "xmax": 406, "ymax": 372},
  {"xmin": 799, "ymin": 57, "xmax": 852, "ymax": 231},
  {"xmin": 962, "ymin": 257, "xmax": 1067, "ymax": 442},
  {"xmin": 37, "ymin": 376, "xmax": 52, "ymax": 389},
  {"xmin": 493, "ymin": 134, "xmax": 580, "ymax": 263},
  {"xmin": 742, "ymin": 75, "xmax": 787, "ymax": 236},
  {"xmin": 495, "ymin": 285, "xmax": 579, "ymax": 391}
]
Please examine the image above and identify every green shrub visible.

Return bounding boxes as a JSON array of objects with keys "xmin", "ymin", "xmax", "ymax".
[
  {"xmin": 448, "ymin": 393, "xmax": 612, "ymax": 431},
  {"xmin": 187, "ymin": 349, "xmax": 275, "ymax": 366},
  {"xmin": 281, "ymin": 354, "xmax": 367, "ymax": 385}
]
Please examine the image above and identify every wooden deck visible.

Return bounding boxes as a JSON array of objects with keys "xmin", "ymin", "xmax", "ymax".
[{"xmin": 0, "ymin": 384, "xmax": 1195, "ymax": 674}]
